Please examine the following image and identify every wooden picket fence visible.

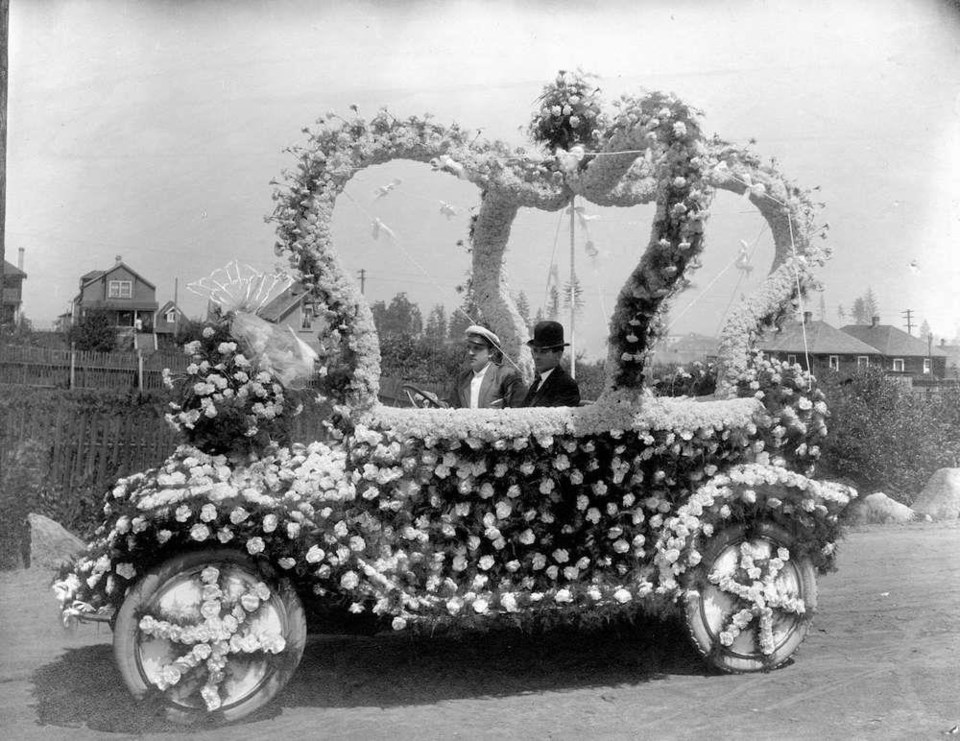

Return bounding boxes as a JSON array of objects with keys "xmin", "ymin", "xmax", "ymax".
[{"xmin": 0, "ymin": 345, "xmax": 189, "ymax": 392}]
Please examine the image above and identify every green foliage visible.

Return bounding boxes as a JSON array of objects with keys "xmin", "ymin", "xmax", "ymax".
[
  {"xmin": 68, "ymin": 309, "xmax": 118, "ymax": 351},
  {"xmin": 371, "ymin": 292, "xmax": 423, "ymax": 339},
  {"xmin": 379, "ymin": 334, "xmax": 464, "ymax": 385},
  {"xmin": 817, "ymin": 368, "xmax": 960, "ymax": 503}
]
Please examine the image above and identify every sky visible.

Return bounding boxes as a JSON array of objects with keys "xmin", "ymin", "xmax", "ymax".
[{"xmin": 6, "ymin": 0, "xmax": 960, "ymax": 358}]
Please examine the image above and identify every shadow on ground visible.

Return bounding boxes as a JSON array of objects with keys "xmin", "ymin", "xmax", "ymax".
[{"xmin": 31, "ymin": 616, "xmax": 708, "ymax": 734}]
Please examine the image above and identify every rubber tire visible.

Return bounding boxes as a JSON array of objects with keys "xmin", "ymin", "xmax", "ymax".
[
  {"xmin": 113, "ymin": 548, "xmax": 307, "ymax": 724},
  {"xmin": 684, "ymin": 522, "xmax": 817, "ymax": 673}
]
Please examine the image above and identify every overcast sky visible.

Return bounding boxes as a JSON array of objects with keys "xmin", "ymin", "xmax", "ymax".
[{"xmin": 7, "ymin": 0, "xmax": 960, "ymax": 357}]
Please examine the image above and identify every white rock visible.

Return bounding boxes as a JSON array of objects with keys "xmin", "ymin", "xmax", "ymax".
[
  {"xmin": 911, "ymin": 468, "xmax": 960, "ymax": 520},
  {"xmin": 28, "ymin": 513, "xmax": 85, "ymax": 570},
  {"xmin": 845, "ymin": 492, "xmax": 916, "ymax": 525}
]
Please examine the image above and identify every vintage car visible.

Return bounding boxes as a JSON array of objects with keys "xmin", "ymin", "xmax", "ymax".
[{"xmin": 54, "ymin": 75, "xmax": 854, "ymax": 723}]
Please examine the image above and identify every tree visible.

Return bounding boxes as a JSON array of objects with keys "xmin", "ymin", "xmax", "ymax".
[
  {"xmin": 67, "ymin": 309, "xmax": 117, "ymax": 352},
  {"xmin": 837, "ymin": 304, "xmax": 846, "ymax": 324},
  {"xmin": 514, "ymin": 291, "xmax": 531, "ymax": 328},
  {"xmin": 424, "ymin": 304, "xmax": 448, "ymax": 343},
  {"xmin": 863, "ymin": 287, "xmax": 879, "ymax": 322},
  {"xmin": 546, "ymin": 285, "xmax": 561, "ymax": 321},
  {"xmin": 562, "ymin": 274, "xmax": 585, "ymax": 316},
  {"xmin": 818, "ymin": 292, "xmax": 827, "ymax": 321},
  {"xmin": 919, "ymin": 318, "xmax": 931, "ymax": 340},
  {"xmin": 371, "ymin": 292, "xmax": 423, "ymax": 339}
]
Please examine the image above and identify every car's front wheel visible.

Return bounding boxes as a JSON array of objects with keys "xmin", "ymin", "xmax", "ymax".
[{"xmin": 113, "ymin": 548, "xmax": 306, "ymax": 723}]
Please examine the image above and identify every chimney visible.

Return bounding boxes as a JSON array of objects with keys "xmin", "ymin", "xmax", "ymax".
[
  {"xmin": 871, "ymin": 316, "xmax": 880, "ymax": 327},
  {"xmin": 18, "ymin": 247, "xmax": 24, "ymax": 271},
  {"xmin": 803, "ymin": 311, "xmax": 812, "ymax": 325},
  {"xmin": 115, "ymin": 254, "xmax": 123, "ymax": 265}
]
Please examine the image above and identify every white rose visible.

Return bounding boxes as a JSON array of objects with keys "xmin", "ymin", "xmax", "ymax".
[
  {"xmin": 246, "ymin": 537, "xmax": 265, "ymax": 555},
  {"xmin": 200, "ymin": 504, "xmax": 217, "ymax": 523},
  {"xmin": 554, "ymin": 588, "xmax": 573, "ymax": 604},
  {"xmin": 190, "ymin": 523, "xmax": 210, "ymax": 542}
]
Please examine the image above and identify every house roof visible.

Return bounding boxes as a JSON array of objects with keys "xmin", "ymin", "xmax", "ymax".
[
  {"xmin": 2, "ymin": 260, "xmax": 26, "ymax": 278},
  {"xmin": 158, "ymin": 300, "xmax": 184, "ymax": 315},
  {"xmin": 841, "ymin": 324, "xmax": 948, "ymax": 357},
  {"xmin": 758, "ymin": 319, "xmax": 880, "ymax": 355},
  {"xmin": 80, "ymin": 261, "xmax": 156, "ymax": 290},
  {"xmin": 258, "ymin": 282, "xmax": 312, "ymax": 323}
]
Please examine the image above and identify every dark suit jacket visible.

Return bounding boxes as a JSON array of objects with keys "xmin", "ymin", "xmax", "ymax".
[
  {"xmin": 448, "ymin": 363, "xmax": 525, "ymax": 409},
  {"xmin": 523, "ymin": 365, "xmax": 581, "ymax": 407}
]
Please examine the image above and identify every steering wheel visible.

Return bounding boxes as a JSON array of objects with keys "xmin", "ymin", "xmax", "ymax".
[{"xmin": 401, "ymin": 383, "xmax": 444, "ymax": 409}]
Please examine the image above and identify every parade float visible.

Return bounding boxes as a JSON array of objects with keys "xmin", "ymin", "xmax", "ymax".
[{"xmin": 54, "ymin": 72, "xmax": 855, "ymax": 723}]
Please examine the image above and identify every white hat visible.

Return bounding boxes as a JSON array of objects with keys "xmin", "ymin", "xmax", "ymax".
[{"xmin": 464, "ymin": 324, "xmax": 500, "ymax": 349}]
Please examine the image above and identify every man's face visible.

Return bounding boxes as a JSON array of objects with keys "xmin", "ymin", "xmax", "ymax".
[
  {"xmin": 531, "ymin": 346, "xmax": 562, "ymax": 375},
  {"xmin": 466, "ymin": 339, "xmax": 491, "ymax": 373}
]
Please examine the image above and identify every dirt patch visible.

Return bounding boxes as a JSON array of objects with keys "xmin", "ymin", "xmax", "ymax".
[{"xmin": 3, "ymin": 521, "xmax": 958, "ymax": 740}]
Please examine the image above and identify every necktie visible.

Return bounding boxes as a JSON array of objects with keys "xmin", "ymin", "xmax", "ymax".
[{"xmin": 526, "ymin": 375, "xmax": 542, "ymax": 403}]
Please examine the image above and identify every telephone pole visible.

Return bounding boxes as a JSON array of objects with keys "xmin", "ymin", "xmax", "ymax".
[
  {"xmin": 357, "ymin": 268, "xmax": 366, "ymax": 295},
  {"xmin": 901, "ymin": 309, "xmax": 914, "ymax": 335}
]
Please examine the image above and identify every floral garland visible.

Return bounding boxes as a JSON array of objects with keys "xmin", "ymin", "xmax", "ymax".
[
  {"xmin": 137, "ymin": 566, "xmax": 286, "ymax": 712},
  {"xmin": 269, "ymin": 71, "xmax": 828, "ymax": 407}
]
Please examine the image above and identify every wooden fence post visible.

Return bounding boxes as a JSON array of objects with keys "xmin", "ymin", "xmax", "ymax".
[
  {"xmin": 69, "ymin": 344, "xmax": 76, "ymax": 389},
  {"xmin": 137, "ymin": 350, "xmax": 143, "ymax": 392}
]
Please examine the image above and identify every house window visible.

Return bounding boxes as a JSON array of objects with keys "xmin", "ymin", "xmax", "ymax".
[
  {"xmin": 301, "ymin": 308, "xmax": 312, "ymax": 330},
  {"xmin": 787, "ymin": 354, "xmax": 797, "ymax": 364},
  {"xmin": 829, "ymin": 355, "xmax": 839, "ymax": 371},
  {"xmin": 108, "ymin": 280, "xmax": 132, "ymax": 299},
  {"xmin": 857, "ymin": 356, "xmax": 869, "ymax": 369},
  {"xmin": 164, "ymin": 310, "xmax": 177, "ymax": 323},
  {"xmin": 892, "ymin": 358, "xmax": 905, "ymax": 372},
  {"xmin": 923, "ymin": 358, "xmax": 931, "ymax": 374}
]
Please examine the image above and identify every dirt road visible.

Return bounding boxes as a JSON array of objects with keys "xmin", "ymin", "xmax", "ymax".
[{"xmin": 2, "ymin": 521, "xmax": 958, "ymax": 740}]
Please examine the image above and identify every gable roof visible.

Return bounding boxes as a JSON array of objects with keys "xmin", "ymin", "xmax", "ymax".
[
  {"xmin": 258, "ymin": 282, "xmax": 312, "ymax": 323},
  {"xmin": 80, "ymin": 261, "xmax": 156, "ymax": 290},
  {"xmin": 841, "ymin": 323, "xmax": 948, "ymax": 357},
  {"xmin": 758, "ymin": 319, "xmax": 880, "ymax": 355},
  {"xmin": 2, "ymin": 259, "xmax": 26, "ymax": 278},
  {"xmin": 158, "ymin": 300, "xmax": 184, "ymax": 316}
]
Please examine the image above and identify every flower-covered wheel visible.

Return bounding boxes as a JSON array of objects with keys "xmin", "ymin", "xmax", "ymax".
[
  {"xmin": 113, "ymin": 548, "xmax": 306, "ymax": 723},
  {"xmin": 684, "ymin": 522, "xmax": 817, "ymax": 673}
]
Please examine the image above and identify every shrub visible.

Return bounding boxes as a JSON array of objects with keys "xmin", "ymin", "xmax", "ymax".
[{"xmin": 817, "ymin": 368, "xmax": 960, "ymax": 504}]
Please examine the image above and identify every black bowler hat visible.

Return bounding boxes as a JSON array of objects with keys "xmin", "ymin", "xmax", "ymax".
[{"xmin": 527, "ymin": 320, "xmax": 569, "ymax": 349}]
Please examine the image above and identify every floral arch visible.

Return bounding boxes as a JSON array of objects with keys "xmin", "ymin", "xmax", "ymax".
[{"xmin": 270, "ymin": 72, "xmax": 829, "ymax": 408}]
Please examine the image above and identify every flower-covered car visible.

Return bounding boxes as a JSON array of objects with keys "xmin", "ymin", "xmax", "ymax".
[{"xmin": 54, "ymin": 73, "xmax": 855, "ymax": 723}]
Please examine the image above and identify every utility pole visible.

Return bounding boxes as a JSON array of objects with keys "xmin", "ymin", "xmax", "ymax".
[
  {"xmin": 357, "ymin": 268, "xmax": 366, "ymax": 295},
  {"xmin": 901, "ymin": 309, "xmax": 914, "ymax": 335},
  {"xmin": 0, "ymin": 0, "xmax": 9, "ymax": 523}
]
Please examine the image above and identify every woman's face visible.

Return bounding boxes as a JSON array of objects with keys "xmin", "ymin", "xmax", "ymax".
[{"xmin": 466, "ymin": 339, "xmax": 491, "ymax": 372}]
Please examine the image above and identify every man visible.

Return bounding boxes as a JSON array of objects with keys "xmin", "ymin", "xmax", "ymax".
[
  {"xmin": 447, "ymin": 325, "xmax": 524, "ymax": 409},
  {"xmin": 523, "ymin": 320, "xmax": 580, "ymax": 407}
]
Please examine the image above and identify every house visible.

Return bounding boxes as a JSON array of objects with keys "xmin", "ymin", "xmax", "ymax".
[
  {"xmin": 71, "ymin": 256, "xmax": 159, "ymax": 333},
  {"xmin": 155, "ymin": 300, "xmax": 187, "ymax": 337},
  {"xmin": 938, "ymin": 339, "xmax": 960, "ymax": 380},
  {"xmin": 758, "ymin": 312, "xmax": 881, "ymax": 376},
  {"xmin": 2, "ymin": 249, "xmax": 27, "ymax": 326},
  {"xmin": 257, "ymin": 281, "xmax": 324, "ymax": 352},
  {"xmin": 841, "ymin": 317, "xmax": 948, "ymax": 379}
]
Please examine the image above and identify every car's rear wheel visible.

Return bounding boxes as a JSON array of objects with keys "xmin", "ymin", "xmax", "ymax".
[{"xmin": 113, "ymin": 548, "xmax": 306, "ymax": 723}]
